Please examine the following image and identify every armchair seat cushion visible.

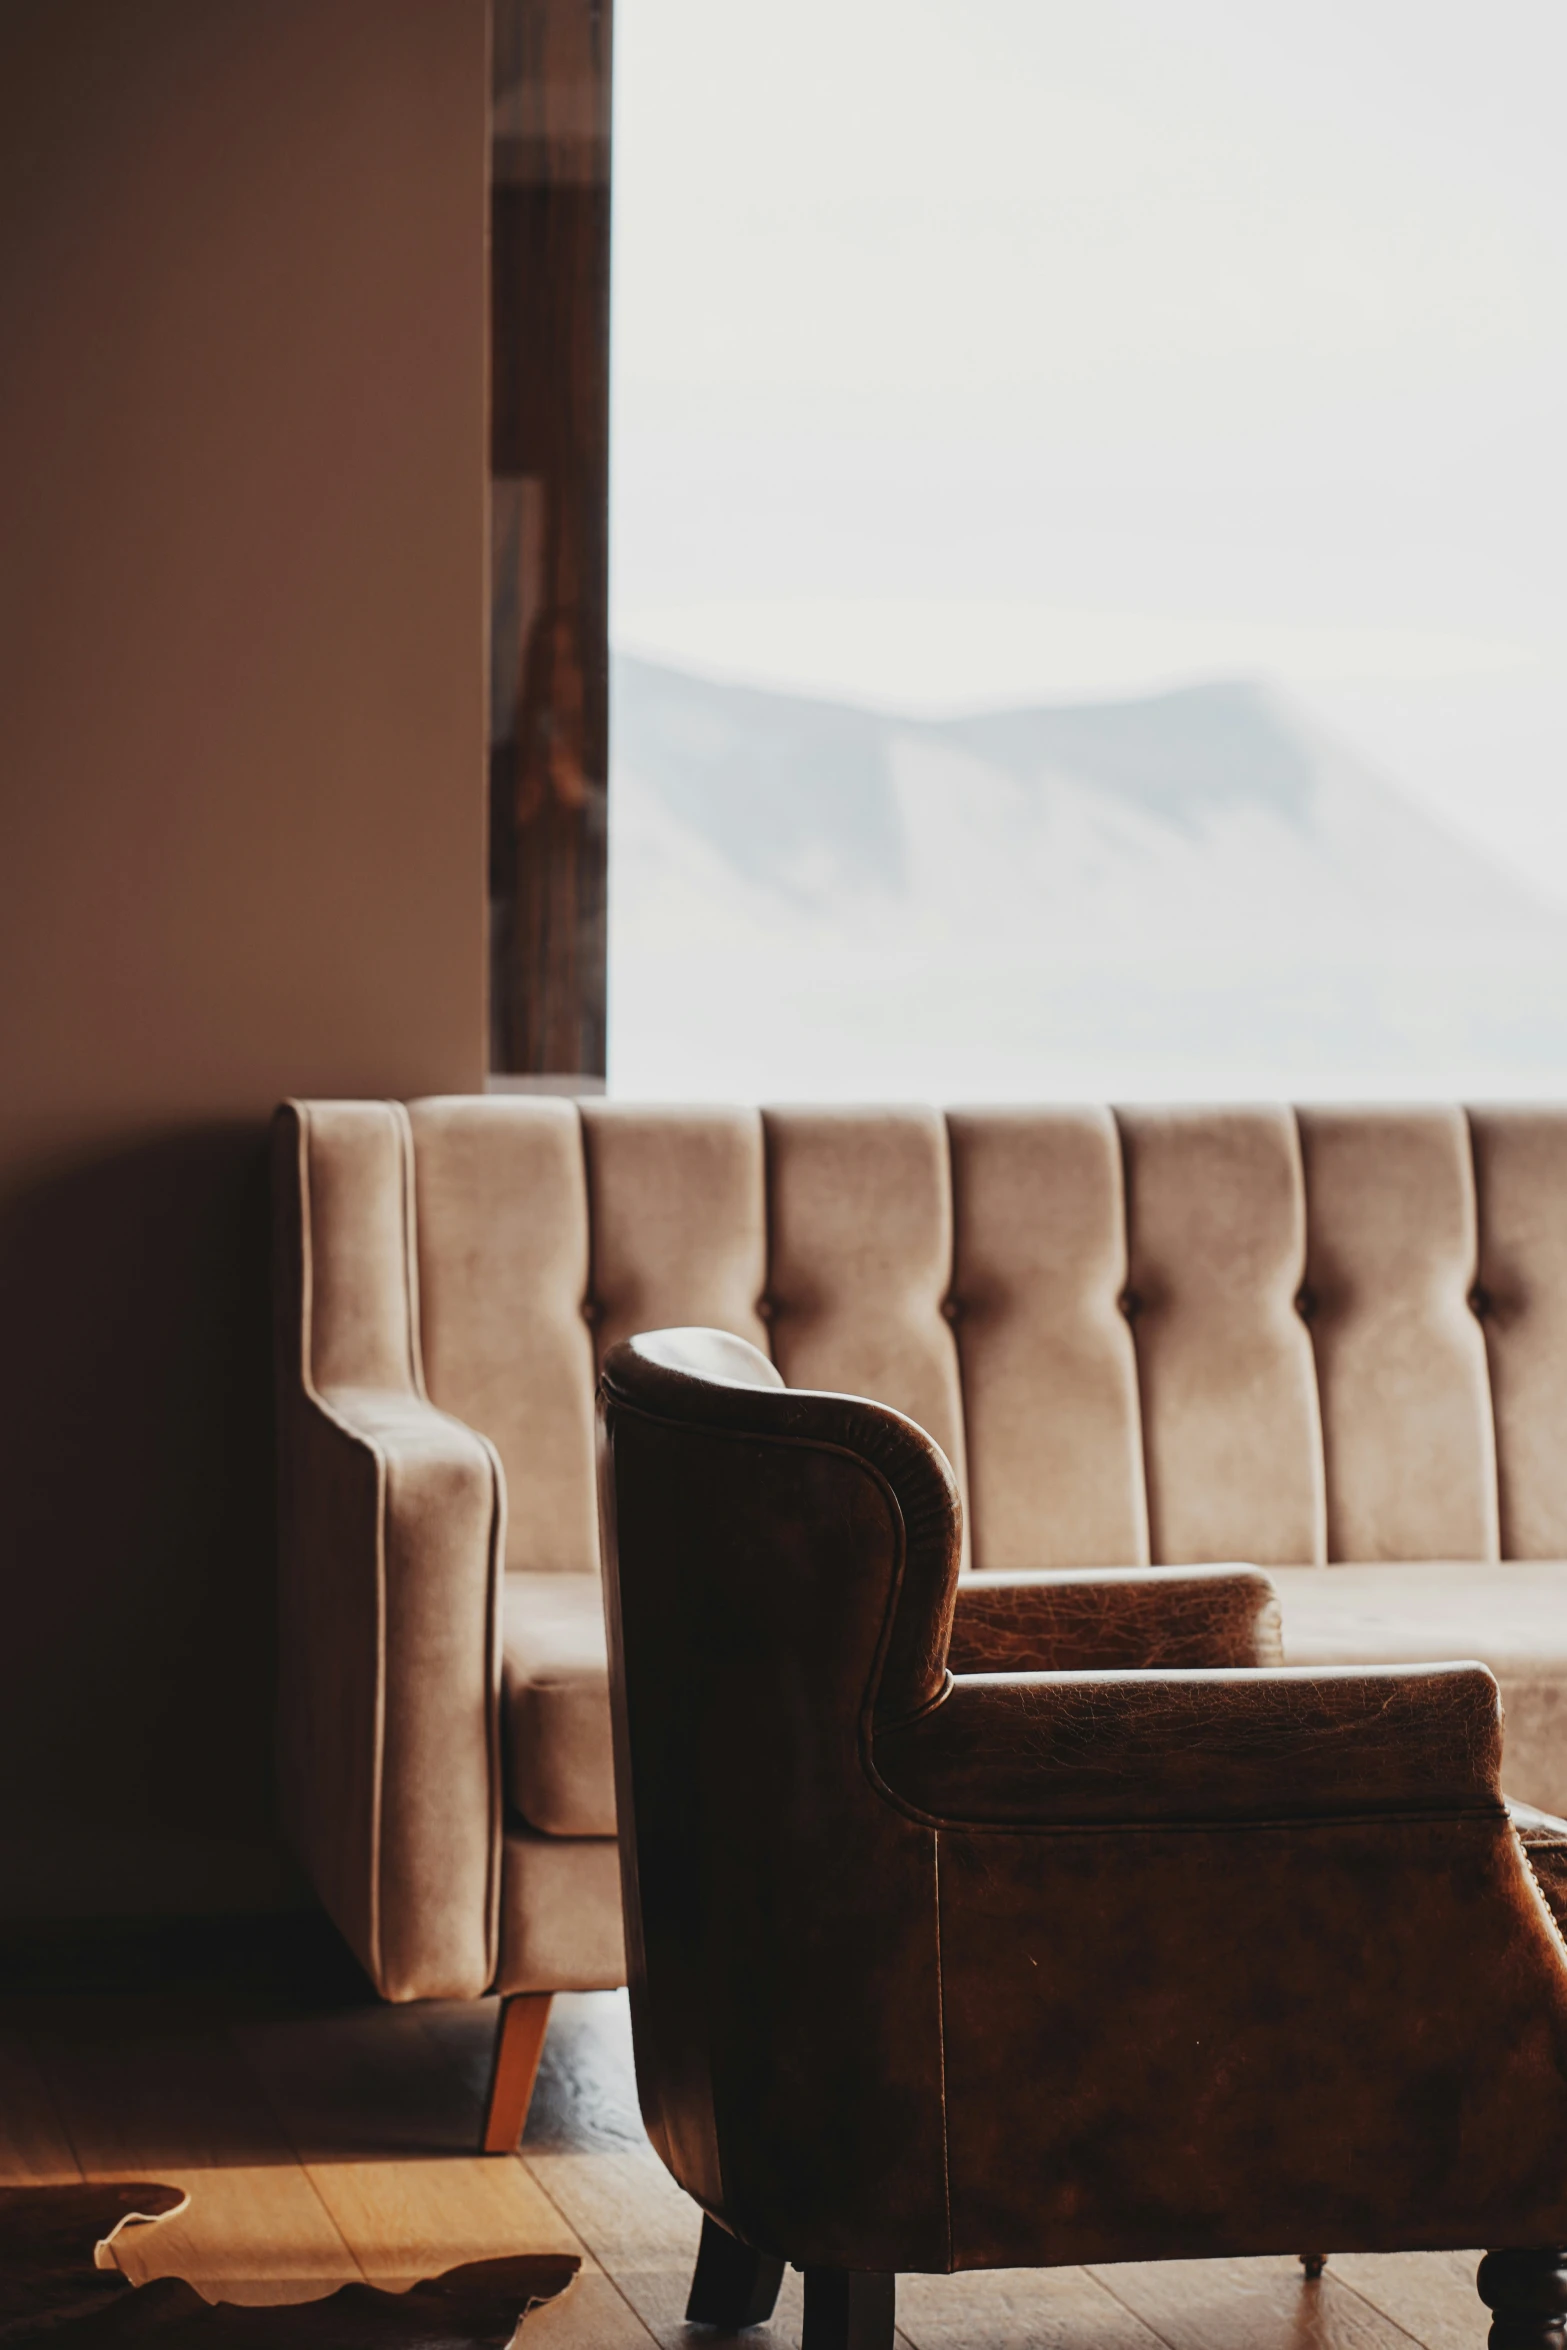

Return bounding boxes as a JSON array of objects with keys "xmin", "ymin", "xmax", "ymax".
[
  {"xmin": 501, "ymin": 1574, "xmax": 615, "ymax": 1837},
  {"xmin": 1274, "ymin": 1561, "xmax": 1567, "ymax": 1817}
]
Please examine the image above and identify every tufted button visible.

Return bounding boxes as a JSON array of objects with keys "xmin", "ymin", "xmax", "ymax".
[
  {"xmin": 941, "ymin": 1296, "xmax": 962, "ymax": 1325},
  {"xmin": 581, "ymin": 1297, "xmax": 602, "ymax": 1327},
  {"xmin": 755, "ymin": 1297, "xmax": 776, "ymax": 1324},
  {"xmin": 1118, "ymin": 1289, "xmax": 1141, "ymax": 1324},
  {"xmin": 1469, "ymin": 1282, "xmax": 1492, "ymax": 1321},
  {"xmin": 1295, "ymin": 1286, "xmax": 1317, "ymax": 1324}
]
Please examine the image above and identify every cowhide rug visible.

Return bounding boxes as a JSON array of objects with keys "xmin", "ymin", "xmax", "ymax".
[{"xmin": 0, "ymin": 2184, "xmax": 578, "ymax": 2347}]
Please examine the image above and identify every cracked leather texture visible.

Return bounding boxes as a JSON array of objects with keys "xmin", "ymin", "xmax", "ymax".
[
  {"xmin": 948, "ymin": 1564, "xmax": 1284, "ymax": 1674},
  {"xmin": 876, "ymin": 1659, "xmax": 1504, "ymax": 1828}
]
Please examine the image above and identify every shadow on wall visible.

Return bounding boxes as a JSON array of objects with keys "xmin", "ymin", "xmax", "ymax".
[{"xmin": 0, "ymin": 1125, "xmax": 304, "ymax": 1919}]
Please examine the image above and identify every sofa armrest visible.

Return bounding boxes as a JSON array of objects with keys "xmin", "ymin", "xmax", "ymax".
[
  {"xmin": 875, "ymin": 1660, "xmax": 1504, "ymax": 1828},
  {"xmin": 278, "ymin": 1383, "xmax": 504, "ymax": 2001},
  {"xmin": 947, "ymin": 1564, "xmax": 1284, "ymax": 1674}
]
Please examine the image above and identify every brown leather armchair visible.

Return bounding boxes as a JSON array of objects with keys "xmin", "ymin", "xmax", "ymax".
[{"xmin": 598, "ymin": 1327, "xmax": 1567, "ymax": 2350}]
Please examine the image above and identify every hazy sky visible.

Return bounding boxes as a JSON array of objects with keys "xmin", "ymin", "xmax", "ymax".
[{"xmin": 610, "ymin": 0, "xmax": 1567, "ymax": 902}]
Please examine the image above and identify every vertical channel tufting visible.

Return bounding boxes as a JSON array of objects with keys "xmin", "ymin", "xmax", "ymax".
[
  {"xmin": 1119, "ymin": 1106, "xmax": 1325, "ymax": 1566},
  {"xmin": 408, "ymin": 1096, "xmax": 598, "ymax": 1575},
  {"xmin": 581, "ymin": 1104, "xmax": 770, "ymax": 1361},
  {"xmin": 1470, "ymin": 1107, "xmax": 1567, "ymax": 1559},
  {"xmin": 305, "ymin": 1099, "xmax": 423, "ymax": 1397},
  {"xmin": 947, "ymin": 1108, "xmax": 1147, "ymax": 1569},
  {"xmin": 762, "ymin": 1107, "xmax": 969, "ymax": 1529},
  {"xmin": 1299, "ymin": 1106, "xmax": 1499, "ymax": 1563}
]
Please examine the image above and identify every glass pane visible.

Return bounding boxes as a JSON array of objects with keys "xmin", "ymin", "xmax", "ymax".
[{"xmin": 610, "ymin": 0, "xmax": 1567, "ymax": 1101}]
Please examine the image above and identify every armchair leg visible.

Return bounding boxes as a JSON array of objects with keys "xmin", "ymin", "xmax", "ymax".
[
  {"xmin": 481, "ymin": 1992, "xmax": 553, "ymax": 2153},
  {"xmin": 686, "ymin": 2213, "xmax": 785, "ymax": 2327},
  {"xmin": 1300, "ymin": 2253, "xmax": 1328, "ymax": 2279},
  {"xmin": 802, "ymin": 2268, "xmax": 896, "ymax": 2350},
  {"xmin": 1478, "ymin": 2250, "xmax": 1567, "ymax": 2349}
]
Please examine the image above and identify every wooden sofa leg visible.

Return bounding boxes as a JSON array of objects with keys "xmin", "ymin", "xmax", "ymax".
[
  {"xmin": 802, "ymin": 2268, "xmax": 896, "ymax": 2350},
  {"xmin": 1478, "ymin": 2250, "xmax": 1567, "ymax": 2349},
  {"xmin": 685, "ymin": 2213, "xmax": 785, "ymax": 2327},
  {"xmin": 481, "ymin": 1992, "xmax": 553, "ymax": 2154}
]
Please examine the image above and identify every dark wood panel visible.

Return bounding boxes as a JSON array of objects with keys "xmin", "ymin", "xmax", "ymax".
[{"xmin": 489, "ymin": 0, "xmax": 611, "ymax": 1078}]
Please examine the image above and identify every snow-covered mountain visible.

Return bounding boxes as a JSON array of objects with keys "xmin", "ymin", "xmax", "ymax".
[{"xmin": 608, "ymin": 654, "xmax": 1567, "ymax": 1101}]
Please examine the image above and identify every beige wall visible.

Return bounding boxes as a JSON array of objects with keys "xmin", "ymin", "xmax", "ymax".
[{"xmin": 0, "ymin": 0, "xmax": 488, "ymax": 1916}]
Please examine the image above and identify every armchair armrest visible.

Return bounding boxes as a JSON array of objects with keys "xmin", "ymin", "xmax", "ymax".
[
  {"xmin": 875, "ymin": 1660, "xmax": 1504, "ymax": 1827},
  {"xmin": 277, "ymin": 1383, "xmax": 504, "ymax": 2002},
  {"xmin": 947, "ymin": 1565, "xmax": 1283, "ymax": 1674},
  {"xmin": 913, "ymin": 1664, "xmax": 1561, "ymax": 2266}
]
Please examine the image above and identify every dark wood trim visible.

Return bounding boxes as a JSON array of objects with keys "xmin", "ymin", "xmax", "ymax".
[{"xmin": 488, "ymin": 0, "xmax": 611, "ymax": 1079}]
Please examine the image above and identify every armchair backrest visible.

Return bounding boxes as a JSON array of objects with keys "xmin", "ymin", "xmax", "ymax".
[
  {"xmin": 596, "ymin": 1327, "xmax": 960, "ymax": 2266},
  {"xmin": 277, "ymin": 1095, "xmax": 1567, "ymax": 1573}
]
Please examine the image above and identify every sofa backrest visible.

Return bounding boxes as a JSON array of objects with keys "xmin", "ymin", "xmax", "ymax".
[{"xmin": 285, "ymin": 1096, "xmax": 1567, "ymax": 1571}]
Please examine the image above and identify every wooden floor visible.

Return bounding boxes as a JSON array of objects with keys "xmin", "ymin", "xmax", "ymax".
[{"xmin": 0, "ymin": 1978, "xmax": 1490, "ymax": 2348}]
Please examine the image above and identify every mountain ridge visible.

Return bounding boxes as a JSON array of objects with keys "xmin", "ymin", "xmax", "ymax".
[
  {"xmin": 607, "ymin": 652, "xmax": 1567, "ymax": 1098},
  {"xmin": 612, "ymin": 652, "xmax": 1556, "ymax": 939}
]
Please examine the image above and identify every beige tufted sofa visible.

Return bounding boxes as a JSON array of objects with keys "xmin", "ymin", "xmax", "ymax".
[{"xmin": 272, "ymin": 1096, "xmax": 1567, "ymax": 2139}]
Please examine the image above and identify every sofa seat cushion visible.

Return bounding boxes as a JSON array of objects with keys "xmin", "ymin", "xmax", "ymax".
[
  {"xmin": 497, "ymin": 1825, "xmax": 626, "ymax": 1992},
  {"xmin": 502, "ymin": 1574, "xmax": 615, "ymax": 1837},
  {"xmin": 1273, "ymin": 1561, "xmax": 1567, "ymax": 1817}
]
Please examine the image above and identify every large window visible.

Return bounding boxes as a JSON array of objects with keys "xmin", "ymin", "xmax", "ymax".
[{"xmin": 608, "ymin": 0, "xmax": 1567, "ymax": 1101}]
